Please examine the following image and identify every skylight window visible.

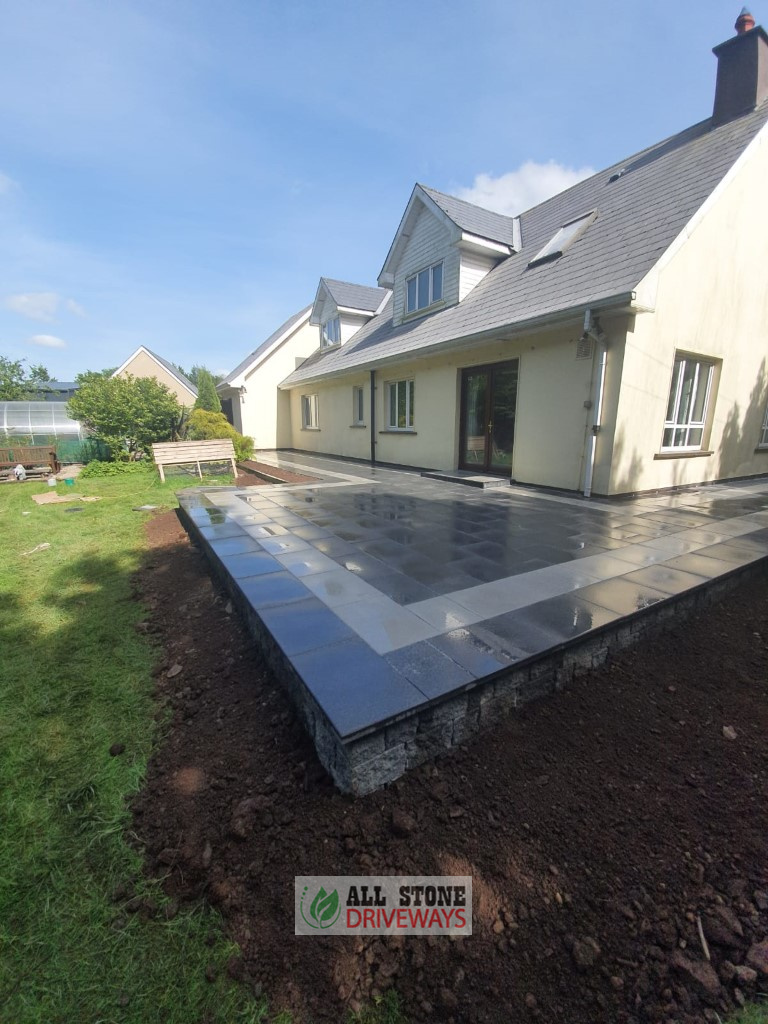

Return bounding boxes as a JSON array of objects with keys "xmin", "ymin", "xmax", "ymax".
[{"xmin": 528, "ymin": 211, "xmax": 597, "ymax": 266}]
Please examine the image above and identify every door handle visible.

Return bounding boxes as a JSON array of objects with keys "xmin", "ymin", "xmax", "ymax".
[{"xmin": 487, "ymin": 422, "xmax": 493, "ymax": 433}]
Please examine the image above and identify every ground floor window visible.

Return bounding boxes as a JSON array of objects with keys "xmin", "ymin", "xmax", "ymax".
[
  {"xmin": 387, "ymin": 379, "xmax": 414, "ymax": 430},
  {"xmin": 760, "ymin": 403, "xmax": 768, "ymax": 448},
  {"xmin": 352, "ymin": 386, "xmax": 365, "ymax": 425},
  {"xmin": 301, "ymin": 393, "xmax": 319, "ymax": 429},
  {"xmin": 662, "ymin": 354, "xmax": 714, "ymax": 451}
]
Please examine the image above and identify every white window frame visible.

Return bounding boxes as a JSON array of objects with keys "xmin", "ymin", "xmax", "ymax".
[
  {"xmin": 352, "ymin": 385, "xmax": 365, "ymax": 425},
  {"xmin": 386, "ymin": 379, "xmax": 414, "ymax": 431},
  {"xmin": 321, "ymin": 316, "xmax": 341, "ymax": 349},
  {"xmin": 759, "ymin": 402, "xmax": 768, "ymax": 448},
  {"xmin": 661, "ymin": 354, "xmax": 714, "ymax": 452},
  {"xmin": 406, "ymin": 261, "xmax": 443, "ymax": 314},
  {"xmin": 301, "ymin": 393, "xmax": 319, "ymax": 430}
]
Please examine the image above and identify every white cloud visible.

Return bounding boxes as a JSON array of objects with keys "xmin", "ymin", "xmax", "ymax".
[
  {"xmin": 65, "ymin": 298, "xmax": 87, "ymax": 317},
  {"xmin": 456, "ymin": 160, "xmax": 596, "ymax": 217},
  {"xmin": 28, "ymin": 333, "xmax": 67, "ymax": 349},
  {"xmin": 0, "ymin": 171, "xmax": 17, "ymax": 194},
  {"xmin": 5, "ymin": 291, "xmax": 60, "ymax": 321}
]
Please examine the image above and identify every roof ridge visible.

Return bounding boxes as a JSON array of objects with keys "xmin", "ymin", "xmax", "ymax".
[
  {"xmin": 141, "ymin": 347, "xmax": 198, "ymax": 395},
  {"xmin": 517, "ymin": 116, "xmax": 714, "ymax": 221},
  {"xmin": 418, "ymin": 182, "xmax": 518, "ymax": 223},
  {"xmin": 218, "ymin": 304, "xmax": 313, "ymax": 387},
  {"xmin": 322, "ymin": 276, "xmax": 387, "ymax": 291}
]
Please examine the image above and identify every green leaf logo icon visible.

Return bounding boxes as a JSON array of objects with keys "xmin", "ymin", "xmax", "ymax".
[{"xmin": 301, "ymin": 885, "xmax": 341, "ymax": 929}]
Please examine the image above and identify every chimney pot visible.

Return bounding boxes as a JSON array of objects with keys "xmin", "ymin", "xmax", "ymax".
[{"xmin": 736, "ymin": 8, "xmax": 756, "ymax": 34}]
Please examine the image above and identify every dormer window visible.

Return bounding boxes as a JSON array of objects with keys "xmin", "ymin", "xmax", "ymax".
[
  {"xmin": 406, "ymin": 261, "xmax": 443, "ymax": 314},
  {"xmin": 321, "ymin": 316, "xmax": 341, "ymax": 349},
  {"xmin": 528, "ymin": 211, "xmax": 597, "ymax": 266}
]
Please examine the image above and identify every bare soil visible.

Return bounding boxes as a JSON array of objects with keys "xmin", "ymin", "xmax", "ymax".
[
  {"xmin": 235, "ymin": 459, "xmax": 317, "ymax": 487},
  {"xmin": 130, "ymin": 496, "xmax": 768, "ymax": 1024}
]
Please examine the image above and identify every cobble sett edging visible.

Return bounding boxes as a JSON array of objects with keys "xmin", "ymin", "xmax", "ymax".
[{"xmin": 179, "ymin": 505, "xmax": 768, "ymax": 796}]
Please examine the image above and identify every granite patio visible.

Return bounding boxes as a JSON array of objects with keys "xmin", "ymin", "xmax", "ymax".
[{"xmin": 177, "ymin": 454, "xmax": 768, "ymax": 794}]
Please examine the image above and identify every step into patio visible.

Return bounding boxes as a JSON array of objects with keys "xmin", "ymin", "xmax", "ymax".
[
  {"xmin": 421, "ymin": 469, "xmax": 510, "ymax": 488},
  {"xmin": 176, "ymin": 462, "xmax": 768, "ymax": 795}
]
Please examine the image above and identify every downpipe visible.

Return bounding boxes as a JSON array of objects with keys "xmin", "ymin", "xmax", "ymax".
[
  {"xmin": 370, "ymin": 369, "xmax": 376, "ymax": 464},
  {"xmin": 582, "ymin": 310, "xmax": 607, "ymax": 499}
]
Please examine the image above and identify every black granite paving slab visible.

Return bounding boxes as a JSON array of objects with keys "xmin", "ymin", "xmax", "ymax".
[{"xmin": 291, "ymin": 638, "xmax": 428, "ymax": 737}]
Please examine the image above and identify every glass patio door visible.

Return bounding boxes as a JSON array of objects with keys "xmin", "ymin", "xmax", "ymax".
[{"xmin": 459, "ymin": 361, "xmax": 518, "ymax": 474}]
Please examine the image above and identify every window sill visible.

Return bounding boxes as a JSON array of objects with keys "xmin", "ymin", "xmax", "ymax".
[
  {"xmin": 402, "ymin": 299, "xmax": 447, "ymax": 323},
  {"xmin": 320, "ymin": 343, "xmax": 341, "ymax": 352},
  {"xmin": 653, "ymin": 450, "xmax": 713, "ymax": 460},
  {"xmin": 380, "ymin": 429, "xmax": 417, "ymax": 435},
  {"xmin": 755, "ymin": 446, "xmax": 768, "ymax": 453},
  {"xmin": 350, "ymin": 423, "xmax": 366, "ymax": 429},
  {"xmin": 300, "ymin": 427, "xmax": 321, "ymax": 432}
]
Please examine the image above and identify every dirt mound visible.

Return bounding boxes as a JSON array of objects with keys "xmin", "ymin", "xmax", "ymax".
[{"xmin": 131, "ymin": 511, "xmax": 768, "ymax": 1023}]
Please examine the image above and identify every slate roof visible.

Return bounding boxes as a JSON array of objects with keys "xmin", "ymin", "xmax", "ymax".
[
  {"xmin": 282, "ymin": 103, "xmax": 768, "ymax": 389},
  {"xmin": 320, "ymin": 278, "xmax": 389, "ymax": 313},
  {"xmin": 218, "ymin": 306, "xmax": 312, "ymax": 387},
  {"xmin": 143, "ymin": 349, "xmax": 198, "ymax": 397},
  {"xmin": 420, "ymin": 185, "xmax": 520, "ymax": 246}
]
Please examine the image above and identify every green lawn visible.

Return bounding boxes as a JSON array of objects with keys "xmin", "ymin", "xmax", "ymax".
[
  {"xmin": 0, "ymin": 469, "xmax": 274, "ymax": 1024},
  {"xmin": 729, "ymin": 1006, "xmax": 768, "ymax": 1023}
]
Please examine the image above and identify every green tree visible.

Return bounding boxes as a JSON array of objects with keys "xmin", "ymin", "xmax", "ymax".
[
  {"xmin": 68, "ymin": 372, "xmax": 182, "ymax": 460},
  {"xmin": 187, "ymin": 409, "xmax": 253, "ymax": 462},
  {"xmin": 193, "ymin": 369, "xmax": 222, "ymax": 413},
  {"xmin": 172, "ymin": 364, "xmax": 223, "ymax": 387},
  {"xmin": 0, "ymin": 357, "xmax": 51, "ymax": 400}
]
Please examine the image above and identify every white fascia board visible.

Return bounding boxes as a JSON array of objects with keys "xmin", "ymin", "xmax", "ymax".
[
  {"xmin": 111, "ymin": 346, "xmax": 196, "ymax": 398},
  {"xmin": 225, "ymin": 308, "xmax": 313, "ymax": 388},
  {"xmin": 377, "ymin": 185, "xmax": 421, "ymax": 286},
  {"xmin": 111, "ymin": 346, "xmax": 150, "ymax": 378},
  {"xmin": 457, "ymin": 232, "xmax": 511, "ymax": 256},
  {"xmin": 634, "ymin": 119, "xmax": 768, "ymax": 309},
  {"xmin": 336, "ymin": 305, "xmax": 374, "ymax": 316},
  {"xmin": 373, "ymin": 290, "xmax": 392, "ymax": 316},
  {"xmin": 309, "ymin": 279, "xmax": 333, "ymax": 325}
]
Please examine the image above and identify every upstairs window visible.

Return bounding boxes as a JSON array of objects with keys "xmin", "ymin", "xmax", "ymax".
[
  {"xmin": 662, "ymin": 354, "xmax": 714, "ymax": 451},
  {"xmin": 301, "ymin": 394, "xmax": 319, "ymax": 429},
  {"xmin": 528, "ymin": 211, "xmax": 597, "ymax": 266},
  {"xmin": 321, "ymin": 316, "xmax": 341, "ymax": 349},
  {"xmin": 406, "ymin": 261, "xmax": 443, "ymax": 314},
  {"xmin": 387, "ymin": 379, "xmax": 414, "ymax": 430}
]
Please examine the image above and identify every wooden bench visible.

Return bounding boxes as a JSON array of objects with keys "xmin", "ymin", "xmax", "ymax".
[
  {"xmin": 0, "ymin": 445, "xmax": 60, "ymax": 479},
  {"xmin": 151, "ymin": 439, "xmax": 237, "ymax": 482}
]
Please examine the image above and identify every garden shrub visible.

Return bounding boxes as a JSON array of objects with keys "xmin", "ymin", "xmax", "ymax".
[
  {"xmin": 80, "ymin": 460, "xmax": 154, "ymax": 479},
  {"xmin": 187, "ymin": 410, "xmax": 254, "ymax": 462}
]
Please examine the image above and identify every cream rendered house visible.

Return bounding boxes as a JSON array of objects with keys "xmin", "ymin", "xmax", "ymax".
[
  {"xmin": 216, "ymin": 305, "xmax": 317, "ymax": 450},
  {"xmin": 112, "ymin": 347, "xmax": 198, "ymax": 406},
  {"xmin": 278, "ymin": 12, "xmax": 768, "ymax": 497}
]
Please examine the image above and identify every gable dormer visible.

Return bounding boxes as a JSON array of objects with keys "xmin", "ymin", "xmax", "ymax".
[
  {"xmin": 378, "ymin": 184, "xmax": 521, "ymax": 327},
  {"xmin": 310, "ymin": 278, "xmax": 390, "ymax": 350}
]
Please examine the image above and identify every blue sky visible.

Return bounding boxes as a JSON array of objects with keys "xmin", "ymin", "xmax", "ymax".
[{"xmin": 0, "ymin": 0, "xmax": 749, "ymax": 381}]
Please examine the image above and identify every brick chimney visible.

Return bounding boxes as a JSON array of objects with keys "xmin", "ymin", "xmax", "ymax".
[{"xmin": 712, "ymin": 9, "xmax": 768, "ymax": 126}]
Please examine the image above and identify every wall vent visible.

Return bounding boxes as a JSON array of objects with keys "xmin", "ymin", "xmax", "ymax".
[{"xmin": 576, "ymin": 335, "xmax": 594, "ymax": 360}]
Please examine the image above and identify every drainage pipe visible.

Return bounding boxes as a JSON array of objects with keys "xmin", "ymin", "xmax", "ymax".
[
  {"xmin": 370, "ymin": 369, "xmax": 376, "ymax": 464},
  {"xmin": 583, "ymin": 311, "xmax": 607, "ymax": 499}
]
